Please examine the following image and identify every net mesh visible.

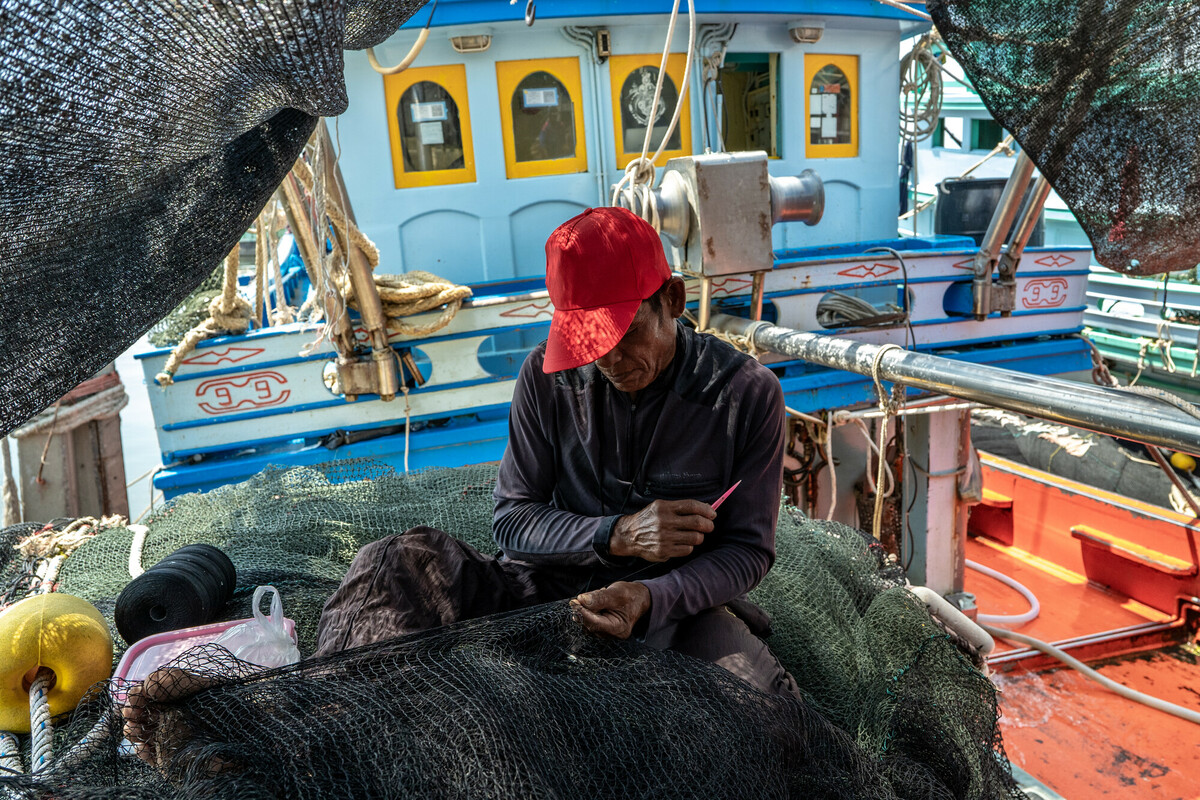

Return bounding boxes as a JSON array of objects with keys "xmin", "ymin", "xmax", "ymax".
[
  {"xmin": 929, "ymin": 0, "xmax": 1200, "ymax": 275},
  {"xmin": 0, "ymin": 0, "xmax": 427, "ymax": 439},
  {"xmin": 0, "ymin": 462, "xmax": 1022, "ymax": 799}
]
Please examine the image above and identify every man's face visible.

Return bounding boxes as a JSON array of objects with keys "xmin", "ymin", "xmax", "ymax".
[{"xmin": 594, "ymin": 296, "xmax": 676, "ymax": 394}]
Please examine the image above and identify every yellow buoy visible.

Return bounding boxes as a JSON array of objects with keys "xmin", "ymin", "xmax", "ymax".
[
  {"xmin": 0, "ymin": 594, "xmax": 113, "ymax": 732},
  {"xmin": 1170, "ymin": 452, "xmax": 1197, "ymax": 472}
]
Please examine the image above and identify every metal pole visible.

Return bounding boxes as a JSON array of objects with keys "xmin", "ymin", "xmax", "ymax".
[
  {"xmin": 711, "ymin": 314, "xmax": 1200, "ymax": 456},
  {"xmin": 972, "ymin": 150, "xmax": 1036, "ymax": 318},
  {"xmin": 317, "ymin": 120, "xmax": 399, "ymax": 401},
  {"xmin": 995, "ymin": 174, "xmax": 1052, "ymax": 317}
]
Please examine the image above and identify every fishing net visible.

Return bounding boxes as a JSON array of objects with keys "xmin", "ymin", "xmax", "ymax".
[
  {"xmin": 0, "ymin": 0, "xmax": 428, "ymax": 440},
  {"xmin": 0, "ymin": 462, "xmax": 1022, "ymax": 799},
  {"xmin": 929, "ymin": 0, "xmax": 1200, "ymax": 275}
]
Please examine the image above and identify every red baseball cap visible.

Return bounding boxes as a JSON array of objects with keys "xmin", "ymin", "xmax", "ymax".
[{"xmin": 542, "ymin": 207, "xmax": 671, "ymax": 373}]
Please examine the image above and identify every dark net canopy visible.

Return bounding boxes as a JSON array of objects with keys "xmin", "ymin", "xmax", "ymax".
[
  {"xmin": 0, "ymin": 0, "xmax": 426, "ymax": 439},
  {"xmin": 0, "ymin": 462, "xmax": 1023, "ymax": 799},
  {"xmin": 929, "ymin": 0, "xmax": 1200, "ymax": 275}
]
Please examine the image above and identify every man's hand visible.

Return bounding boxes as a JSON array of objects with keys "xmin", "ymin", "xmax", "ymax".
[
  {"xmin": 570, "ymin": 581, "xmax": 651, "ymax": 639},
  {"xmin": 609, "ymin": 499, "xmax": 715, "ymax": 562},
  {"xmin": 121, "ymin": 667, "xmax": 218, "ymax": 767}
]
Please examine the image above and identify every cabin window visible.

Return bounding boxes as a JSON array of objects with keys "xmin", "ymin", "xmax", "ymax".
[
  {"xmin": 971, "ymin": 118, "xmax": 1005, "ymax": 151},
  {"xmin": 496, "ymin": 57, "xmax": 588, "ymax": 179},
  {"xmin": 383, "ymin": 64, "xmax": 476, "ymax": 188},
  {"xmin": 804, "ymin": 54, "xmax": 858, "ymax": 158},
  {"xmin": 719, "ymin": 53, "xmax": 780, "ymax": 157},
  {"xmin": 609, "ymin": 53, "xmax": 693, "ymax": 169}
]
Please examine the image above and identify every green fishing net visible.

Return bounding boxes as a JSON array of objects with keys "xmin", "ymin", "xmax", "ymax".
[{"xmin": 0, "ymin": 462, "xmax": 1020, "ymax": 799}]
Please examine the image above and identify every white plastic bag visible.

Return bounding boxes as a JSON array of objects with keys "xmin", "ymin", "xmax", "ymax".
[{"xmin": 213, "ymin": 585, "xmax": 301, "ymax": 668}]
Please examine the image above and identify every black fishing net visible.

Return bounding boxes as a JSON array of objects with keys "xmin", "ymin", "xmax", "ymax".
[
  {"xmin": 0, "ymin": 0, "xmax": 427, "ymax": 440},
  {"xmin": 929, "ymin": 0, "xmax": 1200, "ymax": 275},
  {"xmin": 0, "ymin": 462, "xmax": 1023, "ymax": 799}
]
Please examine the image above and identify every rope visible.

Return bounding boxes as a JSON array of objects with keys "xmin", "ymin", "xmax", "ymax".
[
  {"xmin": 128, "ymin": 523, "xmax": 149, "ymax": 578},
  {"xmin": 1, "ymin": 437, "xmax": 19, "ymax": 527},
  {"xmin": 29, "ymin": 667, "xmax": 54, "ymax": 772},
  {"xmin": 0, "ymin": 732, "xmax": 19, "ymax": 776},
  {"xmin": 610, "ymin": 0, "xmax": 696, "ymax": 228},
  {"xmin": 254, "ymin": 216, "xmax": 267, "ymax": 329},
  {"xmin": 899, "ymin": 35, "xmax": 943, "ymax": 143},
  {"xmin": 267, "ymin": 200, "xmax": 297, "ymax": 326},
  {"xmin": 155, "ymin": 247, "xmax": 252, "ymax": 386},
  {"xmin": 15, "ymin": 516, "xmax": 118, "ymax": 561},
  {"xmin": 870, "ymin": 344, "xmax": 904, "ymax": 540},
  {"xmin": 10, "ymin": 385, "xmax": 128, "ymax": 440},
  {"xmin": 900, "ymin": 135, "xmax": 1016, "ymax": 221},
  {"xmin": 873, "ymin": 0, "xmax": 932, "ymax": 21}
]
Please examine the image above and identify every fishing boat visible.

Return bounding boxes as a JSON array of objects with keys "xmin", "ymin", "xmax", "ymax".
[{"xmin": 2, "ymin": 0, "xmax": 1198, "ymax": 797}]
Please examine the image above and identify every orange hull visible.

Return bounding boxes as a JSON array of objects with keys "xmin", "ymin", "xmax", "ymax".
[{"xmin": 969, "ymin": 454, "xmax": 1200, "ymax": 798}]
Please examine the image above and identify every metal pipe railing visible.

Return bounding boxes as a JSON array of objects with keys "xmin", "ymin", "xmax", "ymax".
[{"xmin": 711, "ymin": 314, "xmax": 1200, "ymax": 456}]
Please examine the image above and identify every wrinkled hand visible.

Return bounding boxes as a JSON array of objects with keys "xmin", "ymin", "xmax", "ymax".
[
  {"xmin": 121, "ymin": 667, "xmax": 218, "ymax": 767},
  {"xmin": 570, "ymin": 581, "xmax": 651, "ymax": 639},
  {"xmin": 609, "ymin": 499, "xmax": 715, "ymax": 562}
]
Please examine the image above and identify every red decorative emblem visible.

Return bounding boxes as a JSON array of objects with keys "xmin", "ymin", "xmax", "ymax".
[
  {"xmin": 1020, "ymin": 277, "xmax": 1070, "ymax": 308},
  {"xmin": 952, "ymin": 258, "xmax": 975, "ymax": 271},
  {"xmin": 195, "ymin": 371, "xmax": 291, "ymax": 415},
  {"xmin": 711, "ymin": 277, "xmax": 754, "ymax": 296},
  {"xmin": 1033, "ymin": 253, "xmax": 1075, "ymax": 269},
  {"xmin": 500, "ymin": 301, "xmax": 554, "ymax": 320},
  {"xmin": 181, "ymin": 346, "xmax": 265, "ymax": 366},
  {"xmin": 837, "ymin": 263, "xmax": 898, "ymax": 279}
]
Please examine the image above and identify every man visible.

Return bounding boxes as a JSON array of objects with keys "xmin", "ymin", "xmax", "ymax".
[
  {"xmin": 124, "ymin": 207, "xmax": 795, "ymax": 761},
  {"xmin": 314, "ymin": 206, "xmax": 796, "ymax": 695}
]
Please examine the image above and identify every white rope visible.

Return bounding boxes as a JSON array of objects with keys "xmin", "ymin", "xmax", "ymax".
[
  {"xmin": 870, "ymin": 344, "xmax": 904, "ymax": 539},
  {"xmin": 29, "ymin": 668, "xmax": 54, "ymax": 772},
  {"xmin": 873, "ymin": 0, "xmax": 932, "ymax": 21},
  {"xmin": 365, "ymin": 27, "xmax": 430, "ymax": 75},
  {"xmin": 128, "ymin": 524, "xmax": 150, "ymax": 578},
  {"xmin": 0, "ymin": 732, "xmax": 20, "ymax": 776},
  {"xmin": 610, "ymin": 0, "xmax": 696, "ymax": 229}
]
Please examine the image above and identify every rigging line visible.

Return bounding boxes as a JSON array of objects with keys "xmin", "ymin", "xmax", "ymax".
[
  {"xmin": 873, "ymin": 0, "xmax": 932, "ymax": 21},
  {"xmin": 365, "ymin": 0, "xmax": 439, "ymax": 75}
]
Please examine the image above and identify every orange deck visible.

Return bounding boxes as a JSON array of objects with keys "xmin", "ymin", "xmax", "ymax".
[{"xmin": 967, "ymin": 454, "xmax": 1200, "ymax": 799}]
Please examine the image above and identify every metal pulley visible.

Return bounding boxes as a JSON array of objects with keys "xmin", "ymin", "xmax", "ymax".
[{"xmin": 614, "ymin": 151, "xmax": 825, "ymax": 277}]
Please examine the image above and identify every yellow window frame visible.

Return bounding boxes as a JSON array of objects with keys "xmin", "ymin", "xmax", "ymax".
[
  {"xmin": 383, "ymin": 64, "xmax": 476, "ymax": 189},
  {"xmin": 804, "ymin": 54, "xmax": 858, "ymax": 159},
  {"xmin": 609, "ymin": 53, "xmax": 693, "ymax": 169},
  {"xmin": 496, "ymin": 57, "xmax": 588, "ymax": 180}
]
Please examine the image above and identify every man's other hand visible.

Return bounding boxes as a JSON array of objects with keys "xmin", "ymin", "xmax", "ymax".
[
  {"xmin": 570, "ymin": 581, "xmax": 651, "ymax": 639},
  {"xmin": 122, "ymin": 667, "xmax": 218, "ymax": 767},
  {"xmin": 609, "ymin": 499, "xmax": 715, "ymax": 561}
]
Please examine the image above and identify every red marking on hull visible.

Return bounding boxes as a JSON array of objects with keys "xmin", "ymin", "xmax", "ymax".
[
  {"xmin": 181, "ymin": 346, "xmax": 265, "ymax": 366},
  {"xmin": 837, "ymin": 262, "xmax": 898, "ymax": 279},
  {"xmin": 195, "ymin": 371, "xmax": 291, "ymax": 415},
  {"xmin": 1020, "ymin": 277, "xmax": 1070, "ymax": 308}
]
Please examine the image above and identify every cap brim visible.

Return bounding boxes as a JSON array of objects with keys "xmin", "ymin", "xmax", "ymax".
[{"xmin": 542, "ymin": 300, "xmax": 642, "ymax": 373}]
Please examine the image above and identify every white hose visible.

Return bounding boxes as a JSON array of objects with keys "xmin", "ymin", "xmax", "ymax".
[
  {"xmin": 982, "ymin": 623, "xmax": 1200, "ymax": 726},
  {"xmin": 365, "ymin": 26, "xmax": 430, "ymax": 75},
  {"xmin": 965, "ymin": 558, "xmax": 1040, "ymax": 626}
]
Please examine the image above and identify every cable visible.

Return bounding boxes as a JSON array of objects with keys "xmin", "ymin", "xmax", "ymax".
[
  {"xmin": 365, "ymin": 0, "xmax": 438, "ymax": 75},
  {"xmin": 982, "ymin": 623, "xmax": 1200, "ymax": 726},
  {"xmin": 965, "ymin": 559, "xmax": 1040, "ymax": 626}
]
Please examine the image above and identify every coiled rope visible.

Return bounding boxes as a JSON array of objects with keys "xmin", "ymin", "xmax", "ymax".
[
  {"xmin": 610, "ymin": 0, "xmax": 696, "ymax": 230},
  {"xmin": 155, "ymin": 247, "xmax": 253, "ymax": 386}
]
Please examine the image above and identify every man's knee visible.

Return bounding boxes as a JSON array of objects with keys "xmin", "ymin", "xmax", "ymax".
[{"xmin": 665, "ymin": 607, "xmax": 801, "ymax": 699}]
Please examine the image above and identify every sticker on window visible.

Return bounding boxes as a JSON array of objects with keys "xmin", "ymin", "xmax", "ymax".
[
  {"xmin": 418, "ymin": 121, "xmax": 444, "ymax": 146},
  {"xmin": 410, "ymin": 101, "xmax": 448, "ymax": 122},
  {"xmin": 522, "ymin": 87, "xmax": 558, "ymax": 108}
]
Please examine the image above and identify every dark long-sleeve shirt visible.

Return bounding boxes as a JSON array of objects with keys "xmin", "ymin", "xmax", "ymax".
[{"xmin": 493, "ymin": 322, "xmax": 785, "ymax": 634}]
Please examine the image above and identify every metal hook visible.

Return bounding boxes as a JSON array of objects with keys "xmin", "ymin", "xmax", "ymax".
[{"xmin": 524, "ymin": 0, "xmax": 535, "ymax": 25}]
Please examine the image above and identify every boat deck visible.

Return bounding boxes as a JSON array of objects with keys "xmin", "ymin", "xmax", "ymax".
[{"xmin": 965, "ymin": 487, "xmax": 1200, "ymax": 798}]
